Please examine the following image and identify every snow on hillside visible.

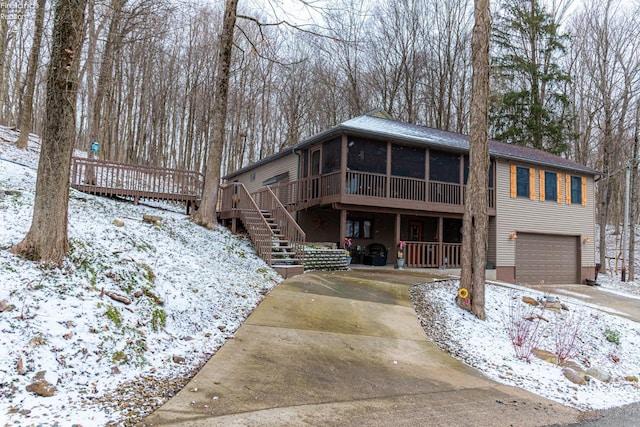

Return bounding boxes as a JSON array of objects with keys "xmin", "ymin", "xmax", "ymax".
[{"xmin": 0, "ymin": 126, "xmax": 281, "ymax": 425}]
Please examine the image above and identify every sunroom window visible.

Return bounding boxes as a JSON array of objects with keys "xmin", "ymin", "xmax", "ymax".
[
  {"xmin": 347, "ymin": 138, "xmax": 386, "ymax": 174},
  {"xmin": 392, "ymin": 145, "xmax": 425, "ymax": 179},
  {"xmin": 429, "ymin": 150, "xmax": 460, "ymax": 183}
]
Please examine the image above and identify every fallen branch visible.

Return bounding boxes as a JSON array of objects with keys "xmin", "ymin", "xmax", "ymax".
[
  {"xmin": 143, "ymin": 214, "xmax": 162, "ymax": 224},
  {"xmin": 101, "ymin": 288, "xmax": 131, "ymax": 305}
]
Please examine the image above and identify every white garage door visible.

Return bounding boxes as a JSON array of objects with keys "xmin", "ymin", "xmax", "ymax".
[{"xmin": 515, "ymin": 233, "xmax": 580, "ymax": 285}]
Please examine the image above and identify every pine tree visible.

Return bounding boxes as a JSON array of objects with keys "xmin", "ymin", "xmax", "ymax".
[{"xmin": 490, "ymin": 0, "xmax": 574, "ymax": 155}]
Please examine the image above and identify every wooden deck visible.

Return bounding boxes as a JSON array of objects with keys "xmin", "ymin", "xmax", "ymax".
[
  {"xmin": 69, "ymin": 157, "xmax": 204, "ymax": 213},
  {"xmin": 263, "ymin": 171, "xmax": 496, "ymax": 215}
]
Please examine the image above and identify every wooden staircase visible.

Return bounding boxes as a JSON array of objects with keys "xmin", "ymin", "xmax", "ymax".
[
  {"xmin": 221, "ymin": 183, "xmax": 305, "ymax": 278},
  {"xmin": 262, "ymin": 210, "xmax": 303, "ymax": 270}
]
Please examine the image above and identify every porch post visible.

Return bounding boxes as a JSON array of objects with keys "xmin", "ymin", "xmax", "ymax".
[
  {"xmin": 386, "ymin": 141, "xmax": 392, "ymax": 198},
  {"xmin": 341, "ymin": 135, "xmax": 348, "ymax": 197},
  {"xmin": 340, "ymin": 209, "xmax": 347, "ymax": 247},
  {"xmin": 438, "ymin": 217, "xmax": 444, "ymax": 267},
  {"xmin": 395, "ymin": 213, "xmax": 401, "ymax": 262}
]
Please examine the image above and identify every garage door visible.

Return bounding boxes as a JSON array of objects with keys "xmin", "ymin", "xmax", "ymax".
[{"xmin": 515, "ymin": 233, "xmax": 579, "ymax": 284}]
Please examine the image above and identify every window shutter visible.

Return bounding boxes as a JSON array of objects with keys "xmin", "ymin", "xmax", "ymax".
[
  {"xmin": 557, "ymin": 173, "xmax": 563, "ymax": 204},
  {"xmin": 510, "ymin": 165, "xmax": 516, "ymax": 198},
  {"xmin": 539, "ymin": 170, "xmax": 545, "ymax": 201},
  {"xmin": 529, "ymin": 168, "xmax": 536, "ymax": 200},
  {"xmin": 566, "ymin": 174, "xmax": 571, "ymax": 204},
  {"xmin": 582, "ymin": 177, "xmax": 587, "ymax": 206}
]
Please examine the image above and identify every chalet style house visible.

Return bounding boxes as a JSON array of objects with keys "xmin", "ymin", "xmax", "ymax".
[{"xmin": 220, "ymin": 110, "xmax": 598, "ymax": 285}]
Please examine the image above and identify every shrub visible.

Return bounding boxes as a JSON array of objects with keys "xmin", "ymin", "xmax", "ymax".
[
  {"xmin": 554, "ymin": 310, "xmax": 584, "ymax": 363},
  {"xmin": 504, "ymin": 296, "xmax": 547, "ymax": 362}
]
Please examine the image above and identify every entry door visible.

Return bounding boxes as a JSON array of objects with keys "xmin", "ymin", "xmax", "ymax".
[
  {"xmin": 310, "ymin": 149, "xmax": 320, "ymax": 199},
  {"xmin": 409, "ymin": 221, "xmax": 423, "ymax": 241}
]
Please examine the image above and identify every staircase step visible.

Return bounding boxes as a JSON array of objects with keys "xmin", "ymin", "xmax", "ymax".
[{"xmin": 272, "ymin": 258, "xmax": 303, "ymax": 265}]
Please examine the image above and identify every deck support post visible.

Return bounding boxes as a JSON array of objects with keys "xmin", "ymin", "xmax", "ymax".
[
  {"xmin": 395, "ymin": 214, "xmax": 401, "ymax": 264},
  {"xmin": 340, "ymin": 209, "xmax": 347, "ymax": 247},
  {"xmin": 438, "ymin": 217, "xmax": 444, "ymax": 267}
]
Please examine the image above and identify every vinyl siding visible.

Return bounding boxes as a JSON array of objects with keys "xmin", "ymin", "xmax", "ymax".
[
  {"xmin": 495, "ymin": 161, "xmax": 596, "ymax": 268},
  {"xmin": 488, "ymin": 217, "xmax": 497, "ymax": 266},
  {"xmin": 228, "ymin": 153, "xmax": 299, "ymax": 194}
]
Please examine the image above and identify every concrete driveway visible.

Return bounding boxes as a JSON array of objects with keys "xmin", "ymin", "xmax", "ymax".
[{"xmin": 141, "ymin": 269, "xmax": 582, "ymax": 426}]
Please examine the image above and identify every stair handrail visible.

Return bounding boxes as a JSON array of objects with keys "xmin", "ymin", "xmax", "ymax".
[
  {"xmin": 234, "ymin": 183, "xmax": 275, "ymax": 266},
  {"xmin": 259, "ymin": 186, "xmax": 306, "ymax": 263}
]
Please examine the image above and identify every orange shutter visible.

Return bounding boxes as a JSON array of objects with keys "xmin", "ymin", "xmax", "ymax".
[
  {"xmin": 566, "ymin": 175, "xmax": 571, "ymax": 204},
  {"xmin": 582, "ymin": 177, "xmax": 587, "ymax": 206},
  {"xmin": 539, "ymin": 170, "xmax": 545, "ymax": 201},
  {"xmin": 510, "ymin": 165, "xmax": 516, "ymax": 198},
  {"xmin": 557, "ymin": 173, "xmax": 563, "ymax": 204},
  {"xmin": 529, "ymin": 168, "xmax": 536, "ymax": 200}
]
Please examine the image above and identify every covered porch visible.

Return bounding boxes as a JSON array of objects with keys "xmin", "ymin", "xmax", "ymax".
[{"xmin": 299, "ymin": 208, "xmax": 477, "ymax": 269}]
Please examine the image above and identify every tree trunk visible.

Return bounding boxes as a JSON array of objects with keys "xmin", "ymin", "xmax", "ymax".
[
  {"xmin": 630, "ymin": 101, "xmax": 640, "ymax": 281},
  {"xmin": 15, "ymin": 0, "xmax": 46, "ymax": 149},
  {"xmin": 12, "ymin": 0, "xmax": 88, "ymax": 265},
  {"xmin": 193, "ymin": 0, "xmax": 238, "ymax": 229},
  {"xmin": 459, "ymin": 0, "xmax": 490, "ymax": 320},
  {"xmin": 0, "ymin": 0, "xmax": 9, "ymax": 123}
]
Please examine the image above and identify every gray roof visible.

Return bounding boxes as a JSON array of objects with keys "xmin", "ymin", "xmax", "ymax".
[{"xmin": 224, "ymin": 114, "xmax": 599, "ymax": 179}]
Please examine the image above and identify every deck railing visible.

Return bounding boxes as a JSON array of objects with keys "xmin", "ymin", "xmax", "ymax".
[
  {"xmin": 234, "ymin": 184, "xmax": 277, "ymax": 266},
  {"xmin": 405, "ymin": 241, "xmax": 462, "ymax": 268},
  {"xmin": 429, "ymin": 181, "xmax": 462, "ymax": 205},
  {"xmin": 219, "ymin": 183, "xmax": 305, "ymax": 266},
  {"xmin": 390, "ymin": 176, "xmax": 426, "ymax": 201},
  {"xmin": 70, "ymin": 157, "xmax": 203, "ymax": 210},
  {"xmin": 252, "ymin": 186, "xmax": 306, "ymax": 261},
  {"xmin": 346, "ymin": 171, "xmax": 387, "ymax": 198},
  {"xmin": 265, "ymin": 171, "xmax": 495, "ymax": 212}
]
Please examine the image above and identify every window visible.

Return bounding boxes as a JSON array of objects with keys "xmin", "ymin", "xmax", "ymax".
[
  {"xmin": 429, "ymin": 150, "xmax": 460, "ymax": 183},
  {"xmin": 322, "ymin": 138, "xmax": 341, "ymax": 173},
  {"xmin": 516, "ymin": 167, "xmax": 530, "ymax": 197},
  {"xmin": 346, "ymin": 219, "xmax": 372, "ymax": 239},
  {"xmin": 544, "ymin": 171, "xmax": 557, "ymax": 202},
  {"xmin": 464, "ymin": 156, "xmax": 495, "ymax": 187},
  {"xmin": 250, "ymin": 173, "xmax": 256, "ymax": 182},
  {"xmin": 347, "ymin": 138, "xmax": 386, "ymax": 174},
  {"xmin": 570, "ymin": 176, "xmax": 582, "ymax": 205},
  {"xmin": 392, "ymin": 145, "xmax": 425, "ymax": 179}
]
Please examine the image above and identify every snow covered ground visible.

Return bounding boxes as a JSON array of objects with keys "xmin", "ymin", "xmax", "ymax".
[
  {"xmin": 0, "ymin": 128, "xmax": 282, "ymax": 425},
  {"xmin": 412, "ymin": 278, "xmax": 640, "ymax": 412},
  {"xmin": 1, "ymin": 125, "xmax": 639, "ymax": 425}
]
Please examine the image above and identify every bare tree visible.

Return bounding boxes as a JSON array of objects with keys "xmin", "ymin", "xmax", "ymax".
[
  {"xmin": 0, "ymin": 0, "xmax": 9, "ymax": 123},
  {"xmin": 193, "ymin": 0, "xmax": 238, "ymax": 229},
  {"xmin": 423, "ymin": 0, "xmax": 472, "ymax": 132},
  {"xmin": 571, "ymin": 0, "xmax": 640, "ymax": 273},
  {"xmin": 459, "ymin": 0, "xmax": 491, "ymax": 320},
  {"xmin": 629, "ymin": 100, "xmax": 639, "ymax": 280},
  {"xmin": 15, "ymin": 0, "xmax": 46, "ymax": 149},
  {"xmin": 12, "ymin": 0, "xmax": 87, "ymax": 264}
]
